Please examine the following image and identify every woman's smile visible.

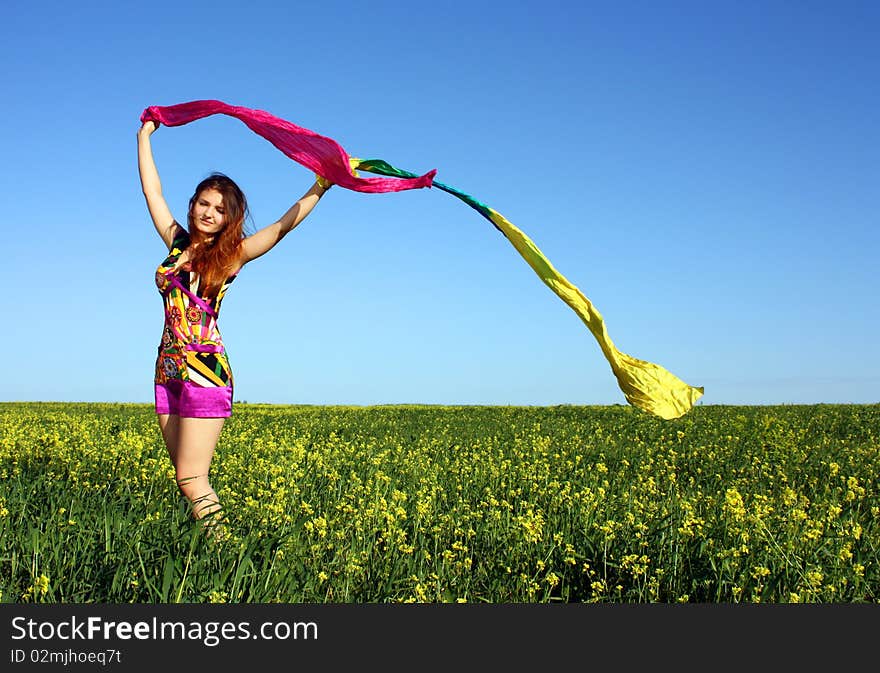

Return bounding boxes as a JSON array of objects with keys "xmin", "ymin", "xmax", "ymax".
[{"xmin": 192, "ymin": 188, "xmax": 226, "ymax": 232}]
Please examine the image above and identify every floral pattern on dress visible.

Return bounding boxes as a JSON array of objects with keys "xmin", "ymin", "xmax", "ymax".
[
  {"xmin": 161, "ymin": 326, "xmax": 175, "ymax": 349},
  {"xmin": 162, "ymin": 356, "xmax": 180, "ymax": 378}
]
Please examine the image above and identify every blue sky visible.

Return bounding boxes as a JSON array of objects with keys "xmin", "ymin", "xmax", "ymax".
[{"xmin": 1, "ymin": 1, "xmax": 877, "ymax": 407}]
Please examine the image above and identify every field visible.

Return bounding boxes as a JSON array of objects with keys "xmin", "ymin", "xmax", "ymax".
[{"xmin": 0, "ymin": 402, "xmax": 877, "ymax": 603}]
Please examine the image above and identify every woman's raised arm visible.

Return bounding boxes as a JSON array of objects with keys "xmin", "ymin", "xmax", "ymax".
[
  {"xmin": 238, "ymin": 178, "xmax": 331, "ymax": 266},
  {"xmin": 138, "ymin": 121, "xmax": 179, "ymax": 249}
]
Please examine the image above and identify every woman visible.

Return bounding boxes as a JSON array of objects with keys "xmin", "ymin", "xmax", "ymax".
[{"xmin": 137, "ymin": 119, "xmax": 331, "ymax": 530}]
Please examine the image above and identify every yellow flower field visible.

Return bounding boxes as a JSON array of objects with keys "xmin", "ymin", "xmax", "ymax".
[{"xmin": 0, "ymin": 402, "xmax": 877, "ymax": 603}]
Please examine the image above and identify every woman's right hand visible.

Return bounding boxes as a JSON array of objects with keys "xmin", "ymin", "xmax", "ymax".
[
  {"xmin": 315, "ymin": 173, "xmax": 333, "ymax": 190},
  {"xmin": 138, "ymin": 120, "xmax": 159, "ymax": 137}
]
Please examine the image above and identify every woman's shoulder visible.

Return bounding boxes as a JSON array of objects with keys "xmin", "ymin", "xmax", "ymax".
[{"xmin": 169, "ymin": 222, "xmax": 190, "ymax": 251}]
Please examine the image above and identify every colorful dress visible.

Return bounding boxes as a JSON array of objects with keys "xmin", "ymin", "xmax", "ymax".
[{"xmin": 153, "ymin": 226, "xmax": 238, "ymax": 418}]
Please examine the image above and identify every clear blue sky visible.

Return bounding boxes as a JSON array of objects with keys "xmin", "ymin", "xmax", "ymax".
[{"xmin": 1, "ymin": 1, "xmax": 877, "ymax": 407}]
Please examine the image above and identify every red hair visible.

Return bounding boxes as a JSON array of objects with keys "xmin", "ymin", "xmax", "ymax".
[{"xmin": 186, "ymin": 173, "xmax": 249, "ymax": 297}]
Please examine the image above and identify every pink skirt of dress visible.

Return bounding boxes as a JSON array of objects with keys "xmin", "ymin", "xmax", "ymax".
[{"xmin": 155, "ymin": 380, "xmax": 232, "ymax": 418}]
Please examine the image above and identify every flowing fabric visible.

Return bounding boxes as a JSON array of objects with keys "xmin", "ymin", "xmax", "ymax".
[
  {"xmin": 141, "ymin": 100, "xmax": 435, "ymax": 192},
  {"xmin": 141, "ymin": 100, "xmax": 704, "ymax": 419}
]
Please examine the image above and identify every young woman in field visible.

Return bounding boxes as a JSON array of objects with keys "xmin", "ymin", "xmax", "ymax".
[{"xmin": 137, "ymin": 119, "xmax": 331, "ymax": 531}]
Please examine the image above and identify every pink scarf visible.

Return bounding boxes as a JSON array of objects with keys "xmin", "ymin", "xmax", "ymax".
[{"xmin": 140, "ymin": 100, "xmax": 436, "ymax": 193}]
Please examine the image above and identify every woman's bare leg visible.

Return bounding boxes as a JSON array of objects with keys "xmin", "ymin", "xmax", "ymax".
[
  {"xmin": 158, "ymin": 414, "xmax": 225, "ymax": 520},
  {"xmin": 157, "ymin": 414, "xmax": 180, "ymax": 465}
]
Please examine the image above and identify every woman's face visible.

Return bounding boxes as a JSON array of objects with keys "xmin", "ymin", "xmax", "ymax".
[{"xmin": 191, "ymin": 188, "xmax": 226, "ymax": 235}]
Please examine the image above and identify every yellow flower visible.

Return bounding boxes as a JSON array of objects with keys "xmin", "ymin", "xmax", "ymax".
[
  {"xmin": 516, "ymin": 508, "xmax": 545, "ymax": 544},
  {"xmin": 846, "ymin": 476, "xmax": 865, "ymax": 501},
  {"xmin": 23, "ymin": 574, "xmax": 51, "ymax": 601},
  {"xmin": 208, "ymin": 590, "xmax": 228, "ymax": 603},
  {"xmin": 723, "ymin": 488, "xmax": 746, "ymax": 522}
]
